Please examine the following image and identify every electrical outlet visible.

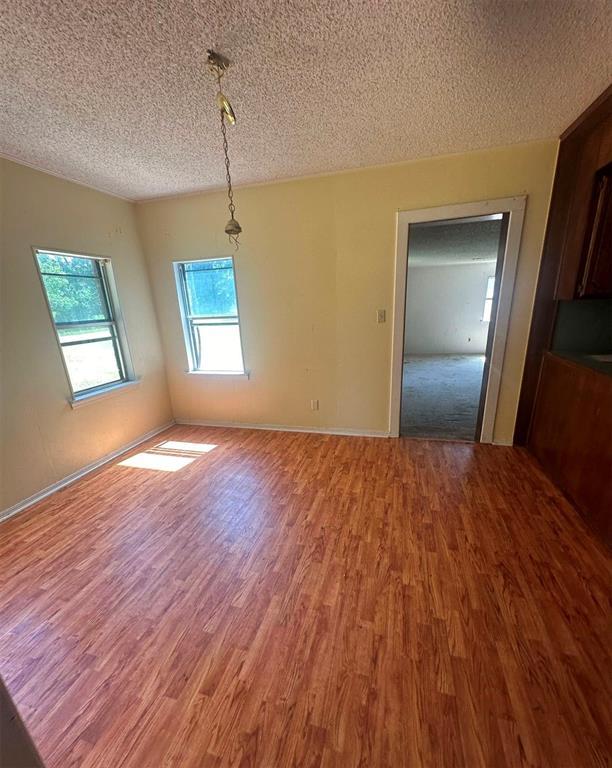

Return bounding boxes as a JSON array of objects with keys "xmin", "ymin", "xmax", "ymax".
[
  {"xmin": 310, "ymin": 399, "xmax": 319, "ymax": 411},
  {"xmin": 377, "ymin": 309, "xmax": 386, "ymax": 323}
]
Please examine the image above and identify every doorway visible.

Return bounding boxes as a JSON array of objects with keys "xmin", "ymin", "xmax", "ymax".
[{"xmin": 389, "ymin": 197, "xmax": 526, "ymax": 443}]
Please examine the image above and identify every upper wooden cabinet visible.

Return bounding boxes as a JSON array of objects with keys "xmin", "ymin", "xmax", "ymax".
[
  {"xmin": 576, "ymin": 163, "xmax": 612, "ymax": 298},
  {"xmin": 556, "ymin": 113, "xmax": 612, "ymax": 299}
]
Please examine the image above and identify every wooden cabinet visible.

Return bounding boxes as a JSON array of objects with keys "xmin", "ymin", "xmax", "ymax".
[
  {"xmin": 518, "ymin": 89, "xmax": 612, "ymax": 546},
  {"xmin": 528, "ymin": 352, "xmax": 612, "ymax": 544},
  {"xmin": 576, "ymin": 164, "xmax": 612, "ymax": 298},
  {"xmin": 556, "ymin": 115, "xmax": 611, "ymax": 299},
  {"xmin": 556, "ymin": 114, "xmax": 612, "ymax": 299},
  {"xmin": 516, "ymin": 86, "xmax": 612, "ymax": 444}
]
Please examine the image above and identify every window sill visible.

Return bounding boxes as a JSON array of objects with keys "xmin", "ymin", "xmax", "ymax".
[
  {"xmin": 69, "ymin": 379, "xmax": 140, "ymax": 409},
  {"xmin": 186, "ymin": 370, "xmax": 250, "ymax": 379}
]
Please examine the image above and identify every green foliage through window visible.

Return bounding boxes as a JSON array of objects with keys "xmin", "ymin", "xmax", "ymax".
[
  {"xmin": 36, "ymin": 251, "xmax": 128, "ymax": 394},
  {"xmin": 183, "ymin": 258, "xmax": 237, "ymax": 317},
  {"xmin": 176, "ymin": 258, "xmax": 244, "ymax": 373},
  {"xmin": 38, "ymin": 254, "xmax": 110, "ymax": 324}
]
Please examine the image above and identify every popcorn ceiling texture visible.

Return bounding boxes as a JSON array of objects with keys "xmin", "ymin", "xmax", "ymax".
[{"xmin": 1, "ymin": 0, "xmax": 611, "ymax": 200}]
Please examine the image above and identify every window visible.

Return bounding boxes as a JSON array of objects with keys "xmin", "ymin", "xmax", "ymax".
[
  {"xmin": 174, "ymin": 257, "xmax": 245, "ymax": 374},
  {"xmin": 35, "ymin": 250, "xmax": 132, "ymax": 397},
  {"xmin": 482, "ymin": 275, "xmax": 495, "ymax": 322}
]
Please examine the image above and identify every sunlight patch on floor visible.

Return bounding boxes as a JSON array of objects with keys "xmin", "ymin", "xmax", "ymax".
[
  {"xmin": 118, "ymin": 452, "xmax": 196, "ymax": 472},
  {"xmin": 117, "ymin": 440, "xmax": 218, "ymax": 472}
]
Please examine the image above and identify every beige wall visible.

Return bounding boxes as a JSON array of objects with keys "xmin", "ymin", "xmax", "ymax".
[
  {"xmin": 405, "ymin": 262, "xmax": 494, "ymax": 355},
  {"xmin": 137, "ymin": 140, "xmax": 557, "ymax": 443},
  {"xmin": 0, "ymin": 140, "xmax": 557, "ymax": 513},
  {"xmin": 0, "ymin": 160, "xmax": 172, "ymax": 511}
]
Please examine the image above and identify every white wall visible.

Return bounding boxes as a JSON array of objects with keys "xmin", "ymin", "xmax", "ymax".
[{"xmin": 404, "ymin": 262, "xmax": 495, "ymax": 355}]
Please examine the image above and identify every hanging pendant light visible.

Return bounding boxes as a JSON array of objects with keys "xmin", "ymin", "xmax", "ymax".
[{"xmin": 207, "ymin": 49, "xmax": 241, "ymax": 249}]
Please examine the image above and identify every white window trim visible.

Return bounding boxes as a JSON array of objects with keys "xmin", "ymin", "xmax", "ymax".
[
  {"xmin": 32, "ymin": 247, "xmax": 137, "ymax": 404},
  {"xmin": 173, "ymin": 256, "xmax": 247, "ymax": 376},
  {"xmin": 70, "ymin": 378, "xmax": 141, "ymax": 408},
  {"xmin": 186, "ymin": 370, "xmax": 250, "ymax": 378}
]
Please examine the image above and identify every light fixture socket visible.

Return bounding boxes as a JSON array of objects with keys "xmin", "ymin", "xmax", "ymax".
[{"xmin": 224, "ymin": 218, "xmax": 242, "ymax": 236}]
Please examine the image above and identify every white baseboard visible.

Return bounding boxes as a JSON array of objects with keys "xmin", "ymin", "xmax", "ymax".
[
  {"xmin": 0, "ymin": 418, "xmax": 390, "ymax": 525},
  {"xmin": 0, "ymin": 421, "xmax": 175, "ymax": 525},
  {"xmin": 175, "ymin": 418, "xmax": 390, "ymax": 438}
]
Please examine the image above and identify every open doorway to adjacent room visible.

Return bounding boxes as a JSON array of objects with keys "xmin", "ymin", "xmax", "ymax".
[
  {"xmin": 402, "ymin": 214, "xmax": 506, "ymax": 440},
  {"xmin": 390, "ymin": 198, "xmax": 526, "ymax": 443}
]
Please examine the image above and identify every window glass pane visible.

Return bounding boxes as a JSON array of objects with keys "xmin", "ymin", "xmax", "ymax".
[
  {"xmin": 483, "ymin": 298, "xmax": 493, "ymax": 322},
  {"xmin": 40, "ymin": 273, "xmax": 110, "ymax": 324},
  {"xmin": 59, "ymin": 326, "xmax": 122, "ymax": 392},
  {"xmin": 35, "ymin": 251, "xmax": 130, "ymax": 395},
  {"xmin": 193, "ymin": 323, "xmax": 244, "ymax": 372},
  {"xmin": 184, "ymin": 258, "xmax": 237, "ymax": 316},
  {"xmin": 483, "ymin": 275, "xmax": 495, "ymax": 321},
  {"xmin": 37, "ymin": 253, "xmax": 97, "ymax": 277}
]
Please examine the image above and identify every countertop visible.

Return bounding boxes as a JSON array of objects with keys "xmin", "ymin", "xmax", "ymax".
[{"xmin": 549, "ymin": 350, "xmax": 612, "ymax": 377}]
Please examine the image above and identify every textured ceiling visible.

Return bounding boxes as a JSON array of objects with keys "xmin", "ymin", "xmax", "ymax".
[
  {"xmin": 409, "ymin": 218, "xmax": 502, "ymax": 266},
  {"xmin": 1, "ymin": 1, "xmax": 611, "ymax": 200}
]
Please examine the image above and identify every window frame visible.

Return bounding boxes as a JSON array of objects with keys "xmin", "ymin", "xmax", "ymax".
[
  {"xmin": 33, "ymin": 248, "xmax": 136, "ymax": 402},
  {"xmin": 173, "ymin": 256, "xmax": 247, "ymax": 376},
  {"xmin": 482, "ymin": 275, "xmax": 496, "ymax": 322}
]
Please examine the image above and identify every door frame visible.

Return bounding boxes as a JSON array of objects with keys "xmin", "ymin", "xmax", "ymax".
[{"xmin": 389, "ymin": 196, "xmax": 527, "ymax": 443}]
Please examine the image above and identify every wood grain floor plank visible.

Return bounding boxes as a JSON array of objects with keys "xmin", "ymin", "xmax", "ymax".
[{"xmin": 0, "ymin": 426, "xmax": 610, "ymax": 767}]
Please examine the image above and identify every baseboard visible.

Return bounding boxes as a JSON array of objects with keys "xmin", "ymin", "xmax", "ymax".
[
  {"xmin": 175, "ymin": 418, "xmax": 390, "ymax": 438},
  {"xmin": 0, "ymin": 418, "xmax": 389, "ymax": 525},
  {"xmin": 0, "ymin": 421, "xmax": 175, "ymax": 525}
]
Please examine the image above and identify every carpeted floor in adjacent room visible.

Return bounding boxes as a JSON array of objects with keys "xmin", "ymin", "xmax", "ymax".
[{"xmin": 401, "ymin": 354, "xmax": 485, "ymax": 440}]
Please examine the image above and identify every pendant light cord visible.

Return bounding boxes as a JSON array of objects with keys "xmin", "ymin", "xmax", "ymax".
[{"xmin": 216, "ymin": 68, "xmax": 239, "ymax": 249}]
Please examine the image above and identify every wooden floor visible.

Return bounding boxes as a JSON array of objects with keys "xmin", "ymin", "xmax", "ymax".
[{"xmin": 0, "ymin": 426, "xmax": 610, "ymax": 768}]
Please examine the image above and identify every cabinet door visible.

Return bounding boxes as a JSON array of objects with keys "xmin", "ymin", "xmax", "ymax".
[
  {"xmin": 577, "ymin": 166, "xmax": 612, "ymax": 297},
  {"xmin": 529, "ymin": 354, "xmax": 612, "ymax": 544},
  {"xmin": 556, "ymin": 114, "xmax": 612, "ymax": 299}
]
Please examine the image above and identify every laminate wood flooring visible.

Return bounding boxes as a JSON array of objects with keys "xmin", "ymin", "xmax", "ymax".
[{"xmin": 0, "ymin": 426, "xmax": 610, "ymax": 767}]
